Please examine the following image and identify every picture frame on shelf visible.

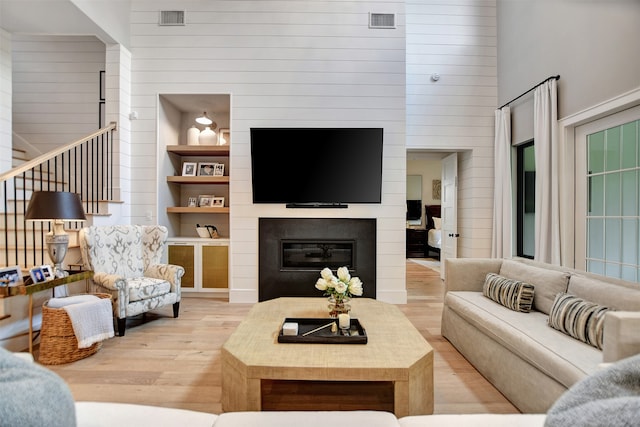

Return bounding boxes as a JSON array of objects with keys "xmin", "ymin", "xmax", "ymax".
[
  {"xmin": 182, "ymin": 162, "xmax": 197, "ymax": 176},
  {"xmin": 213, "ymin": 163, "xmax": 225, "ymax": 176},
  {"xmin": 187, "ymin": 197, "xmax": 198, "ymax": 207},
  {"xmin": 212, "ymin": 197, "xmax": 225, "ymax": 207},
  {"xmin": 198, "ymin": 194, "xmax": 214, "ymax": 207},
  {"xmin": 218, "ymin": 128, "xmax": 230, "ymax": 145},
  {"xmin": 0, "ymin": 265, "xmax": 23, "ymax": 287},
  {"xmin": 198, "ymin": 162, "xmax": 217, "ymax": 176}
]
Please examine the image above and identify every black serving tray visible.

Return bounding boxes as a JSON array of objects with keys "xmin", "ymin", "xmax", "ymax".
[{"xmin": 277, "ymin": 317, "xmax": 368, "ymax": 344}]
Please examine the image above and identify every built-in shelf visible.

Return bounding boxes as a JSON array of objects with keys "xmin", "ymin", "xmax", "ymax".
[
  {"xmin": 166, "ymin": 145, "xmax": 229, "ymax": 156},
  {"xmin": 166, "ymin": 207, "xmax": 230, "ymax": 214},
  {"xmin": 167, "ymin": 176, "xmax": 229, "ymax": 184},
  {"xmin": 165, "ymin": 143, "xmax": 230, "ymax": 216}
]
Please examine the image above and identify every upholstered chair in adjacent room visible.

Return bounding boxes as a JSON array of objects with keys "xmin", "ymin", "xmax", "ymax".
[{"xmin": 79, "ymin": 225, "xmax": 184, "ymax": 336}]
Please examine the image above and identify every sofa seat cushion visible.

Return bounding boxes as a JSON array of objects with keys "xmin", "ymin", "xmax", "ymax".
[
  {"xmin": 445, "ymin": 291, "xmax": 601, "ymax": 388},
  {"xmin": 214, "ymin": 411, "xmax": 400, "ymax": 427},
  {"xmin": 127, "ymin": 277, "xmax": 171, "ymax": 302},
  {"xmin": 399, "ymin": 414, "xmax": 546, "ymax": 427},
  {"xmin": 75, "ymin": 402, "xmax": 217, "ymax": 427},
  {"xmin": 499, "ymin": 260, "xmax": 570, "ymax": 314}
]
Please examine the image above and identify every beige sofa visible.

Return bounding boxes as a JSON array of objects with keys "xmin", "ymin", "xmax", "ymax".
[
  {"xmin": 441, "ymin": 257, "xmax": 640, "ymax": 413},
  {"xmin": 2, "ymin": 348, "xmax": 546, "ymax": 426},
  {"xmin": 74, "ymin": 402, "xmax": 547, "ymax": 426}
]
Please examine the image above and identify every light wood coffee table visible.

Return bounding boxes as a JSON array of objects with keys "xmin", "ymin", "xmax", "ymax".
[{"xmin": 221, "ymin": 297, "xmax": 433, "ymax": 417}]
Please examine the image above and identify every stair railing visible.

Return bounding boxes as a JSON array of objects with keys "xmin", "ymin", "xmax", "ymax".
[{"xmin": 0, "ymin": 122, "xmax": 117, "ymax": 269}]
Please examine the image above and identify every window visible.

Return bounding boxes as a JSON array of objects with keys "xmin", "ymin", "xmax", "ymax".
[
  {"xmin": 516, "ymin": 141, "xmax": 535, "ymax": 259},
  {"xmin": 585, "ymin": 119, "xmax": 640, "ymax": 281}
]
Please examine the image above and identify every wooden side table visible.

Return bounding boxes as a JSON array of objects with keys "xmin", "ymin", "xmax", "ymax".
[{"xmin": 0, "ymin": 270, "xmax": 94, "ymax": 354}]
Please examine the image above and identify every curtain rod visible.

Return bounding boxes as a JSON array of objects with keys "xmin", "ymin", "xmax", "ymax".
[{"xmin": 498, "ymin": 75, "xmax": 560, "ymax": 110}]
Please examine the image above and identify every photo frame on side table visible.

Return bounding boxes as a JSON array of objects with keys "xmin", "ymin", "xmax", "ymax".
[
  {"xmin": 29, "ymin": 266, "xmax": 48, "ymax": 284},
  {"xmin": 0, "ymin": 265, "xmax": 23, "ymax": 287},
  {"xmin": 41, "ymin": 265, "xmax": 54, "ymax": 281},
  {"xmin": 182, "ymin": 162, "xmax": 197, "ymax": 176}
]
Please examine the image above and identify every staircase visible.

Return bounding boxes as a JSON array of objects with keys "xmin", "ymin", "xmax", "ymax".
[{"xmin": 0, "ymin": 123, "xmax": 119, "ymax": 270}]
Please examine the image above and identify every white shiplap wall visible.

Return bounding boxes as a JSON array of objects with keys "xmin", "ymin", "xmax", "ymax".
[
  {"xmin": 129, "ymin": 0, "xmax": 407, "ymax": 303},
  {"xmin": 11, "ymin": 35, "xmax": 105, "ymax": 153},
  {"xmin": 406, "ymin": 0, "xmax": 497, "ymax": 257},
  {"xmin": 106, "ymin": 44, "xmax": 132, "ymax": 221},
  {"xmin": 0, "ymin": 29, "xmax": 11, "ymax": 173}
]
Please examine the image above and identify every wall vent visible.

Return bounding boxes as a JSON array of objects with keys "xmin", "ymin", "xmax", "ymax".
[
  {"xmin": 159, "ymin": 10, "xmax": 185, "ymax": 26},
  {"xmin": 369, "ymin": 13, "xmax": 395, "ymax": 29}
]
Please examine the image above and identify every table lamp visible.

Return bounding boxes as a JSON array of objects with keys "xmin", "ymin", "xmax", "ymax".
[{"xmin": 25, "ymin": 191, "xmax": 87, "ymax": 278}]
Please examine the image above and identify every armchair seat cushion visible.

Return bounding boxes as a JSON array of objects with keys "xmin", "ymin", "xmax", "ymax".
[{"xmin": 127, "ymin": 277, "xmax": 171, "ymax": 302}]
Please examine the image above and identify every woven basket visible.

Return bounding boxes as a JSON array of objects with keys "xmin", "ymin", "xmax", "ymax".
[{"xmin": 38, "ymin": 293, "xmax": 113, "ymax": 365}]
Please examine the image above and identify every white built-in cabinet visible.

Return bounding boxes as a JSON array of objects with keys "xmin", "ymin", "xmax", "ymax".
[{"xmin": 167, "ymin": 238, "xmax": 229, "ymax": 293}]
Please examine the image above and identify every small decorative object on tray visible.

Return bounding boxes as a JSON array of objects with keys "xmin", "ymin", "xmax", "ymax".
[
  {"xmin": 315, "ymin": 266, "xmax": 363, "ymax": 317},
  {"xmin": 277, "ymin": 317, "xmax": 367, "ymax": 344}
]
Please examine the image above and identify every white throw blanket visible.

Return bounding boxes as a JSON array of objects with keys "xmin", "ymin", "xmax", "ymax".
[{"xmin": 47, "ymin": 295, "xmax": 115, "ymax": 348}]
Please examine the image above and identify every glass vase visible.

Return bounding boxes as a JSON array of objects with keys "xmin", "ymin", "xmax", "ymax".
[{"xmin": 328, "ymin": 295, "xmax": 351, "ymax": 318}]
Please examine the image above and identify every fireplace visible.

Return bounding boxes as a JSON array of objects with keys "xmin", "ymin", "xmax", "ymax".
[{"xmin": 259, "ymin": 218, "xmax": 376, "ymax": 301}]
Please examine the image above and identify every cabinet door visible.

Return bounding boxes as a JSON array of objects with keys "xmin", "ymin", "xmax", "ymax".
[
  {"xmin": 201, "ymin": 245, "xmax": 228, "ymax": 288},
  {"xmin": 168, "ymin": 244, "xmax": 195, "ymax": 288}
]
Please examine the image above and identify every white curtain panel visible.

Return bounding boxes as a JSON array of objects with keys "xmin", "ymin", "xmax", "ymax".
[
  {"xmin": 534, "ymin": 79, "xmax": 561, "ymax": 264},
  {"xmin": 492, "ymin": 107, "xmax": 512, "ymax": 258}
]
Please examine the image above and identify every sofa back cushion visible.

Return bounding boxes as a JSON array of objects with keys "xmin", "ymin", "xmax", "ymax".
[
  {"xmin": 568, "ymin": 275, "xmax": 640, "ymax": 311},
  {"xmin": 483, "ymin": 273, "xmax": 535, "ymax": 313},
  {"xmin": 499, "ymin": 259, "xmax": 570, "ymax": 314}
]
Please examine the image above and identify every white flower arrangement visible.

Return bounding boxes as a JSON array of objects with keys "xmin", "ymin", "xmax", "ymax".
[{"xmin": 315, "ymin": 266, "xmax": 363, "ymax": 301}]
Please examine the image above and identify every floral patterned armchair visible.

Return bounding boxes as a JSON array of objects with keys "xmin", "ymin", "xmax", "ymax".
[{"xmin": 79, "ymin": 225, "xmax": 184, "ymax": 336}]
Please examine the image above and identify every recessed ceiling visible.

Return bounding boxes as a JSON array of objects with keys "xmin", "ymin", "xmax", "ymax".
[
  {"xmin": 407, "ymin": 150, "xmax": 450, "ymax": 161},
  {"xmin": 161, "ymin": 94, "xmax": 230, "ymax": 116}
]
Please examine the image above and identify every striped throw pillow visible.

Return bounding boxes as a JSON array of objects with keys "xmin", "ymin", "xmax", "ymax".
[
  {"xmin": 548, "ymin": 293, "xmax": 610, "ymax": 350},
  {"xmin": 482, "ymin": 273, "xmax": 535, "ymax": 313}
]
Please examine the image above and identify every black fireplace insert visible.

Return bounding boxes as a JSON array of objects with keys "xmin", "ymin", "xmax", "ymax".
[{"xmin": 259, "ymin": 218, "xmax": 376, "ymax": 301}]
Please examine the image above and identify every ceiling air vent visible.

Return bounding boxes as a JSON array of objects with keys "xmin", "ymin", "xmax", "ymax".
[
  {"xmin": 369, "ymin": 13, "xmax": 395, "ymax": 29},
  {"xmin": 159, "ymin": 10, "xmax": 185, "ymax": 26}
]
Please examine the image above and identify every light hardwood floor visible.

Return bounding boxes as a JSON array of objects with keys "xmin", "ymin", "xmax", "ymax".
[{"xmin": 43, "ymin": 260, "xmax": 519, "ymax": 415}]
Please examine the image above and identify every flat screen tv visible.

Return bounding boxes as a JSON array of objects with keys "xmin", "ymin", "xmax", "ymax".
[{"xmin": 250, "ymin": 128, "xmax": 383, "ymax": 206}]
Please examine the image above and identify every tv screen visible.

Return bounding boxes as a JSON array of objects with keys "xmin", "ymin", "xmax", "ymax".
[{"xmin": 250, "ymin": 128, "xmax": 383, "ymax": 205}]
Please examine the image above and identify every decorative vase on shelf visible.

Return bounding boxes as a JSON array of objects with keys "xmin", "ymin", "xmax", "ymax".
[
  {"xmin": 199, "ymin": 126, "xmax": 216, "ymax": 145},
  {"xmin": 328, "ymin": 295, "xmax": 351, "ymax": 318},
  {"xmin": 187, "ymin": 125, "xmax": 200, "ymax": 146}
]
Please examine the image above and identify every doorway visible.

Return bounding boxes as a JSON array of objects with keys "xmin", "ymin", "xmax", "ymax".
[{"xmin": 406, "ymin": 150, "xmax": 459, "ymax": 276}]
